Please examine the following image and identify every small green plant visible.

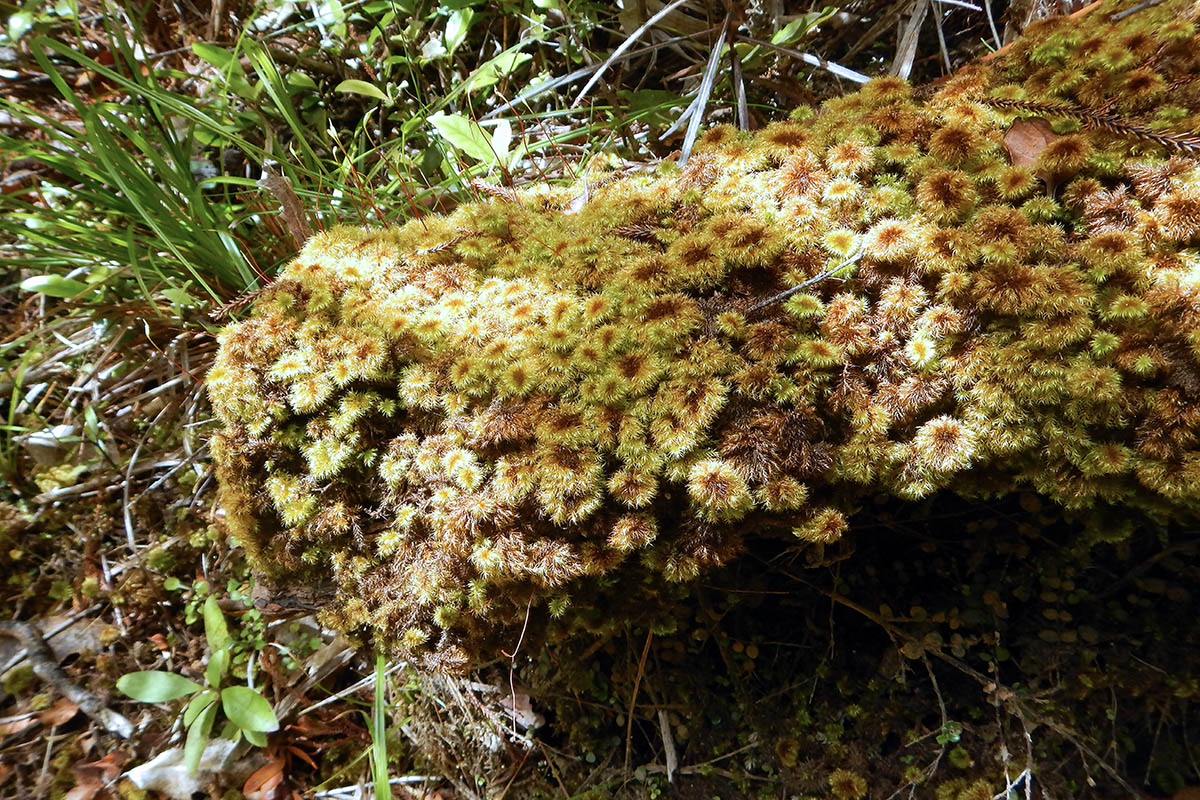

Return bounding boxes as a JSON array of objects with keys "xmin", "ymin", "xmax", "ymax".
[
  {"xmin": 936, "ymin": 721, "xmax": 964, "ymax": 746},
  {"xmin": 116, "ymin": 595, "xmax": 280, "ymax": 772}
]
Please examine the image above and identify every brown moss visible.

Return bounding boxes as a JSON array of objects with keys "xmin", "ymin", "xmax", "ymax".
[{"xmin": 209, "ymin": 0, "xmax": 1200, "ymax": 671}]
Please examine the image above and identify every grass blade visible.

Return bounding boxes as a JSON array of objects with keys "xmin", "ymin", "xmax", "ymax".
[
  {"xmin": 570, "ymin": 0, "xmax": 694, "ymax": 110},
  {"xmin": 482, "ymin": 31, "xmax": 716, "ymax": 120},
  {"xmin": 734, "ymin": 35, "xmax": 870, "ymax": 85},
  {"xmin": 678, "ymin": 15, "xmax": 730, "ymax": 166},
  {"xmin": 730, "ymin": 38, "xmax": 750, "ymax": 130},
  {"xmin": 372, "ymin": 653, "xmax": 390, "ymax": 799}
]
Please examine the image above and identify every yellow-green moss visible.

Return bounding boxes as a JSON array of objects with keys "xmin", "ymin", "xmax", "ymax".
[{"xmin": 210, "ymin": 0, "xmax": 1200, "ymax": 670}]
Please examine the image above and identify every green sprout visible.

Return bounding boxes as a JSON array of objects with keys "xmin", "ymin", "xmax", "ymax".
[{"xmin": 116, "ymin": 595, "xmax": 279, "ymax": 773}]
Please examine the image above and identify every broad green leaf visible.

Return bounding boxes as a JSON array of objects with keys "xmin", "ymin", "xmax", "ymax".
[
  {"xmin": 619, "ymin": 89, "xmax": 687, "ymax": 127},
  {"xmin": 202, "ymin": 595, "xmax": 231, "ymax": 653},
  {"xmin": 314, "ymin": 0, "xmax": 346, "ymax": 38},
  {"xmin": 8, "ymin": 10, "xmax": 34, "ymax": 41},
  {"xmin": 20, "ymin": 275, "xmax": 91, "ymax": 298},
  {"xmin": 182, "ymin": 689, "xmax": 218, "ymax": 727},
  {"xmin": 184, "ymin": 701, "xmax": 217, "ymax": 774},
  {"xmin": 243, "ymin": 727, "xmax": 267, "ymax": 747},
  {"xmin": 161, "ymin": 287, "xmax": 200, "ymax": 308},
  {"xmin": 464, "ymin": 50, "xmax": 532, "ymax": 93},
  {"xmin": 163, "ymin": 576, "xmax": 183, "ymax": 591},
  {"xmin": 771, "ymin": 8, "xmax": 836, "ymax": 45},
  {"xmin": 117, "ymin": 671, "xmax": 202, "ymax": 702},
  {"xmin": 444, "ymin": 8, "xmax": 474, "ymax": 55},
  {"xmin": 83, "ymin": 405, "xmax": 101, "ymax": 446},
  {"xmin": 286, "ymin": 71, "xmax": 318, "ymax": 92},
  {"xmin": 205, "ymin": 647, "xmax": 230, "ymax": 689},
  {"xmin": 334, "ymin": 79, "xmax": 388, "ymax": 103},
  {"xmin": 491, "ymin": 119, "xmax": 512, "ymax": 169},
  {"xmin": 221, "ymin": 686, "xmax": 279, "ymax": 732},
  {"xmin": 229, "ymin": 74, "xmax": 259, "ymax": 101},
  {"xmin": 191, "ymin": 43, "xmax": 236, "ymax": 72},
  {"xmin": 429, "ymin": 113, "xmax": 496, "ymax": 165}
]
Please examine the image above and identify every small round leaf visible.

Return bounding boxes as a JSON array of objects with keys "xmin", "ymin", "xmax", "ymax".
[{"xmin": 221, "ymin": 686, "xmax": 279, "ymax": 732}]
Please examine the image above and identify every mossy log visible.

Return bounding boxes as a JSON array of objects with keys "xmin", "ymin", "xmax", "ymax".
[{"xmin": 209, "ymin": 0, "xmax": 1200, "ymax": 671}]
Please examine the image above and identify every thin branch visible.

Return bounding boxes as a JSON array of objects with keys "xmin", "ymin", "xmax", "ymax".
[
  {"xmin": 482, "ymin": 29, "xmax": 719, "ymax": 120},
  {"xmin": 623, "ymin": 629, "xmax": 654, "ymax": 776},
  {"xmin": 571, "ymin": 0, "xmax": 694, "ymax": 109},
  {"xmin": 729, "ymin": 29, "xmax": 750, "ymax": 131},
  {"xmin": 983, "ymin": 0, "xmax": 1003, "ymax": 49},
  {"xmin": 933, "ymin": 6, "xmax": 953, "ymax": 73},
  {"xmin": 1110, "ymin": 0, "xmax": 1168, "ymax": 21},
  {"xmin": 735, "ymin": 35, "xmax": 870, "ymax": 84},
  {"xmin": 930, "ymin": 0, "xmax": 981, "ymax": 10},
  {"xmin": 0, "ymin": 621, "xmax": 133, "ymax": 738},
  {"xmin": 985, "ymin": 97, "xmax": 1200, "ymax": 155},
  {"xmin": 747, "ymin": 252, "xmax": 861, "ymax": 314}
]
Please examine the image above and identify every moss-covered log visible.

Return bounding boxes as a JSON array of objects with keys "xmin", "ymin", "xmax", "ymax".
[{"xmin": 209, "ymin": 0, "xmax": 1200, "ymax": 671}]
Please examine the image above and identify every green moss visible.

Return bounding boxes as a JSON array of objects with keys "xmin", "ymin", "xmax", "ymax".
[{"xmin": 210, "ymin": 0, "xmax": 1200, "ymax": 671}]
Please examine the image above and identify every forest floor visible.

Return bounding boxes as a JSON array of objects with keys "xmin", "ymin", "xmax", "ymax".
[{"xmin": 2, "ymin": 0, "xmax": 1197, "ymax": 798}]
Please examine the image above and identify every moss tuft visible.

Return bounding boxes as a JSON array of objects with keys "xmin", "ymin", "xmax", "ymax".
[{"xmin": 210, "ymin": 0, "xmax": 1200, "ymax": 671}]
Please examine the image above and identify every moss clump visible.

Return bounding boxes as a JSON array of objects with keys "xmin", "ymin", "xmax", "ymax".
[{"xmin": 210, "ymin": 0, "xmax": 1200, "ymax": 671}]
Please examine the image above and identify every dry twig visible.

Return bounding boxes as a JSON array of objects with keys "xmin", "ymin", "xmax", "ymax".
[{"xmin": 0, "ymin": 621, "xmax": 133, "ymax": 738}]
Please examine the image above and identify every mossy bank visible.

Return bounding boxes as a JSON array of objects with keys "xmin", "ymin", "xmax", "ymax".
[{"xmin": 209, "ymin": 0, "xmax": 1200, "ymax": 672}]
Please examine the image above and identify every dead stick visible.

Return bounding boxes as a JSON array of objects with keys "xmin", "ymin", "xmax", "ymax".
[{"xmin": 0, "ymin": 621, "xmax": 133, "ymax": 738}]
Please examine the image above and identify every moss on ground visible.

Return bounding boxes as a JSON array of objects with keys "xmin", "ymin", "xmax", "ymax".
[
  {"xmin": 212, "ymin": 0, "xmax": 1200, "ymax": 670},
  {"xmin": 207, "ymin": 1, "xmax": 1200, "ymax": 793}
]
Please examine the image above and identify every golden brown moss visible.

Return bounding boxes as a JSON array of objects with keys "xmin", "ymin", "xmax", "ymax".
[{"xmin": 210, "ymin": 0, "xmax": 1200, "ymax": 670}]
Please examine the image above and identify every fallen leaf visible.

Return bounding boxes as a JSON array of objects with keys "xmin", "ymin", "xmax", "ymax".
[
  {"xmin": 0, "ymin": 615, "xmax": 110, "ymax": 671},
  {"xmin": 496, "ymin": 689, "xmax": 543, "ymax": 729},
  {"xmin": 243, "ymin": 756, "xmax": 286, "ymax": 796},
  {"xmin": 1003, "ymin": 118, "xmax": 1059, "ymax": 169},
  {"xmin": 0, "ymin": 715, "xmax": 38, "ymax": 735},
  {"xmin": 124, "ymin": 739, "xmax": 239, "ymax": 800},
  {"xmin": 84, "ymin": 752, "xmax": 127, "ymax": 774},
  {"xmin": 284, "ymin": 745, "xmax": 317, "ymax": 770},
  {"xmin": 39, "ymin": 697, "xmax": 80, "ymax": 726},
  {"xmin": 65, "ymin": 751, "xmax": 127, "ymax": 800},
  {"xmin": 65, "ymin": 780, "xmax": 101, "ymax": 800}
]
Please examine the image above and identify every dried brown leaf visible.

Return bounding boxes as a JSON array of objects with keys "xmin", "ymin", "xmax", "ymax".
[
  {"xmin": 258, "ymin": 167, "xmax": 312, "ymax": 250},
  {"xmin": 0, "ymin": 715, "xmax": 38, "ymax": 735},
  {"xmin": 1003, "ymin": 118, "xmax": 1059, "ymax": 168},
  {"xmin": 242, "ymin": 756, "xmax": 286, "ymax": 796},
  {"xmin": 39, "ymin": 697, "xmax": 80, "ymax": 726},
  {"xmin": 65, "ymin": 751, "xmax": 126, "ymax": 800}
]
